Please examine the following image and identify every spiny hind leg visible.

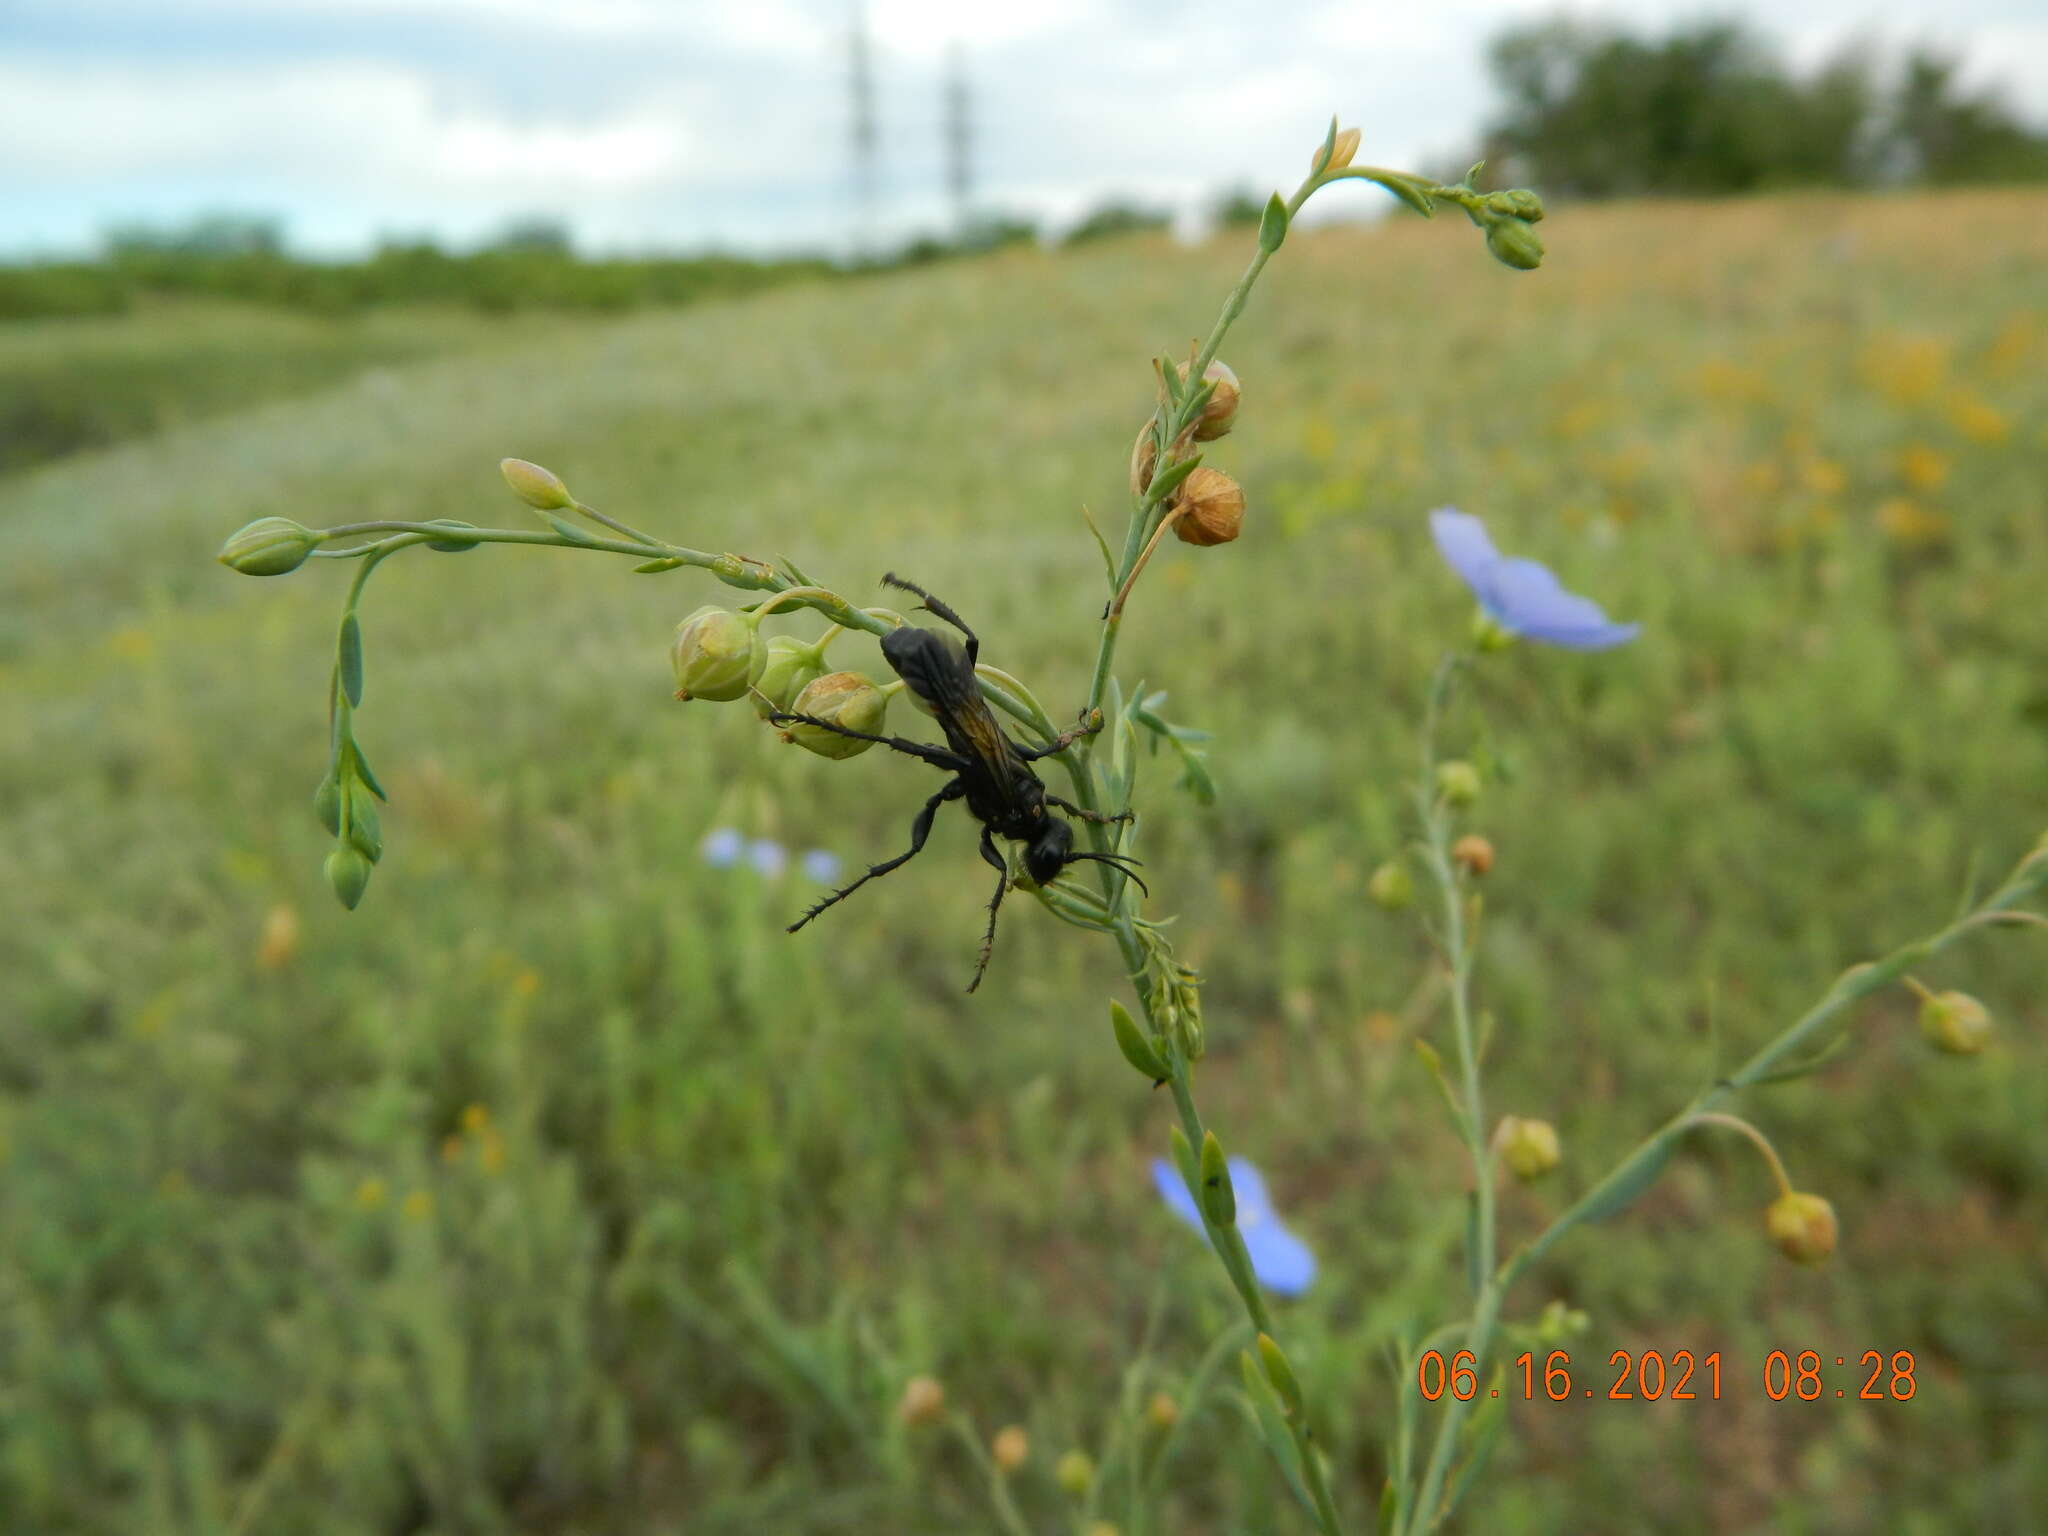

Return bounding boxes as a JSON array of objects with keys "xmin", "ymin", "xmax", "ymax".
[
  {"xmin": 966, "ymin": 828, "xmax": 1010, "ymax": 993},
  {"xmin": 1044, "ymin": 793, "xmax": 1131, "ymax": 826},
  {"xmin": 788, "ymin": 781, "xmax": 963, "ymax": 932}
]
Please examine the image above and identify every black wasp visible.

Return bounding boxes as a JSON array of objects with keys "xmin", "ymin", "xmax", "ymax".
[{"xmin": 768, "ymin": 573, "xmax": 1146, "ymax": 992}]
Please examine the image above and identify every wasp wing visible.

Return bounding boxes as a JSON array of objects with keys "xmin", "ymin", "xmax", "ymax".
[{"xmin": 882, "ymin": 626, "xmax": 1023, "ymax": 789}]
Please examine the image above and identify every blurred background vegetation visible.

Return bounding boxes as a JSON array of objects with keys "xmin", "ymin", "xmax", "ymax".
[{"xmin": 3, "ymin": 11, "xmax": 2046, "ymax": 1536}]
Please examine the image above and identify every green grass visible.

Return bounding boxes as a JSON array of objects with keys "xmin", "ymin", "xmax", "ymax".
[{"xmin": 2, "ymin": 188, "xmax": 2044, "ymax": 1534}]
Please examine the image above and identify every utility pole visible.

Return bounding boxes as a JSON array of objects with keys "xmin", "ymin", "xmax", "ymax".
[
  {"xmin": 942, "ymin": 41, "xmax": 972, "ymax": 237},
  {"xmin": 848, "ymin": 1, "xmax": 879, "ymax": 260}
]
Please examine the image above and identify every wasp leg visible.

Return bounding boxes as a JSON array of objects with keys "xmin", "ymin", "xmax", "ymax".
[
  {"xmin": 788, "ymin": 780, "xmax": 965, "ymax": 933},
  {"xmin": 1044, "ymin": 793, "xmax": 1132, "ymax": 827},
  {"xmin": 766, "ymin": 707, "xmax": 969, "ymax": 771},
  {"xmin": 1016, "ymin": 708, "xmax": 1105, "ymax": 761},
  {"xmin": 882, "ymin": 572, "xmax": 979, "ymax": 668},
  {"xmin": 966, "ymin": 827, "xmax": 1010, "ymax": 994}
]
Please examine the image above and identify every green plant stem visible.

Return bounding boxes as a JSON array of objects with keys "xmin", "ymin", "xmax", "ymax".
[
  {"xmin": 1403, "ymin": 654, "xmax": 1499, "ymax": 1536},
  {"xmin": 948, "ymin": 1416, "xmax": 1033, "ymax": 1536},
  {"xmin": 1499, "ymin": 844, "xmax": 2048, "ymax": 1294},
  {"xmin": 1407, "ymin": 840, "xmax": 2048, "ymax": 1534}
]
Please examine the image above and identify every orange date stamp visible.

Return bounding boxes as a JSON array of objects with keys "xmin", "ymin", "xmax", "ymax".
[{"xmin": 1416, "ymin": 1349, "xmax": 1918, "ymax": 1403}]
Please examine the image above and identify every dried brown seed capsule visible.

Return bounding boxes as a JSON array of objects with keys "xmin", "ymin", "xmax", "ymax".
[{"xmin": 1171, "ymin": 467, "xmax": 1245, "ymax": 547}]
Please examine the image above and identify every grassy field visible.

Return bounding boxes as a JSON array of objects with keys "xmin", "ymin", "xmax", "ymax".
[{"xmin": 2, "ymin": 187, "xmax": 2045, "ymax": 1534}]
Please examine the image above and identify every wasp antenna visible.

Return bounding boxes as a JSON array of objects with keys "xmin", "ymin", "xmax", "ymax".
[{"xmin": 1068, "ymin": 851, "xmax": 1151, "ymax": 897}]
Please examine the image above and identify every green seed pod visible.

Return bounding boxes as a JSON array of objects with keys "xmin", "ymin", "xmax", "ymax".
[
  {"xmin": 1499, "ymin": 1115, "xmax": 1561, "ymax": 1181},
  {"xmin": 218, "ymin": 517, "xmax": 323, "ymax": 577},
  {"xmin": 1368, "ymin": 860, "xmax": 1413, "ymax": 911},
  {"xmin": 1198, "ymin": 1130, "xmax": 1235, "ymax": 1228},
  {"xmin": 1110, "ymin": 999, "xmax": 1170, "ymax": 1083},
  {"xmin": 1436, "ymin": 760, "xmax": 1482, "ymax": 808},
  {"xmin": 499, "ymin": 457, "xmax": 573, "ymax": 511},
  {"xmin": 781, "ymin": 671, "xmax": 889, "ymax": 759},
  {"xmin": 1919, "ymin": 989, "xmax": 1992, "ymax": 1054},
  {"xmin": 1484, "ymin": 216, "xmax": 1545, "ymax": 271},
  {"xmin": 346, "ymin": 780, "xmax": 383, "ymax": 862},
  {"xmin": 751, "ymin": 635, "xmax": 827, "ymax": 720},
  {"xmin": 1765, "ymin": 1190, "xmax": 1838, "ymax": 1266},
  {"xmin": 313, "ymin": 773, "xmax": 343, "ymax": 836},
  {"xmin": 671, "ymin": 605, "xmax": 766, "ymax": 702},
  {"xmin": 325, "ymin": 845, "xmax": 372, "ymax": 911}
]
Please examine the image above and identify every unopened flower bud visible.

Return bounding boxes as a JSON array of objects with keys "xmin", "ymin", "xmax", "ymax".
[
  {"xmin": 1314, "ymin": 125, "xmax": 1361, "ymax": 174},
  {"xmin": 1146, "ymin": 1392, "xmax": 1179, "ymax": 1429},
  {"xmin": 1176, "ymin": 359, "xmax": 1241, "ymax": 441},
  {"xmin": 1484, "ymin": 217, "xmax": 1545, "ymax": 272},
  {"xmin": 313, "ymin": 774, "xmax": 343, "ymax": 835},
  {"xmin": 1484, "ymin": 188, "xmax": 1544, "ymax": 223},
  {"xmin": 782, "ymin": 671, "xmax": 889, "ymax": 758},
  {"xmin": 218, "ymin": 517, "xmax": 322, "ymax": 577},
  {"xmin": 1171, "ymin": 467, "xmax": 1245, "ymax": 547},
  {"xmin": 1535, "ymin": 1299, "xmax": 1590, "ymax": 1342},
  {"xmin": 1918, "ymin": 989, "xmax": 1992, "ymax": 1055},
  {"xmin": 896, "ymin": 1375, "xmax": 945, "ymax": 1428},
  {"xmin": 325, "ymin": 845, "xmax": 371, "ymax": 910},
  {"xmin": 1471, "ymin": 611, "xmax": 1515, "ymax": 652},
  {"xmin": 1499, "ymin": 1115, "xmax": 1561, "ymax": 1181},
  {"xmin": 671, "ymin": 605, "xmax": 765, "ymax": 702},
  {"xmin": 499, "ymin": 457, "xmax": 573, "ymax": 511},
  {"xmin": 1765, "ymin": 1190, "xmax": 1838, "ymax": 1265},
  {"xmin": 751, "ymin": 635, "xmax": 827, "ymax": 719},
  {"xmin": 1368, "ymin": 860, "xmax": 1414, "ymax": 910},
  {"xmin": 1129, "ymin": 422, "xmax": 1159, "ymax": 497},
  {"xmin": 1452, "ymin": 834, "xmax": 1495, "ymax": 877},
  {"xmin": 1056, "ymin": 1449, "xmax": 1095, "ymax": 1497},
  {"xmin": 1436, "ymin": 760, "xmax": 1482, "ymax": 807},
  {"xmin": 991, "ymin": 1424, "xmax": 1029, "ymax": 1474}
]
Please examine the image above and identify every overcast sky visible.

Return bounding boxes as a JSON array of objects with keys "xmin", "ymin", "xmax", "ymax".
[{"xmin": 4, "ymin": 0, "xmax": 2045, "ymax": 259}]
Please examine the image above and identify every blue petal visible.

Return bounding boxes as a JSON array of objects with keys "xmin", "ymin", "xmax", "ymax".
[
  {"xmin": 1481, "ymin": 558, "xmax": 1640, "ymax": 650},
  {"xmin": 1429, "ymin": 508, "xmax": 1501, "ymax": 596},
  {"xmin": 1149, "ymin": 1157, "xmax": 1316, "ymax": 1297},
  {"xmin": 1241, "ymin": 1219, "xmax": 1318, "ymax": 1297},
  {"xmin": 700, "ymin": 826, "xmax": 744, "ymax": 868}
]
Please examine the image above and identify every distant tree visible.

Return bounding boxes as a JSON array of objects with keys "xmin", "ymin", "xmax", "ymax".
[
  {"xmin": 103, "ymin": 213, "xmax": 285, "ymax": 259},
  {"xmin": 1890, "ymin": 48, "xmax": 2048, "ymax": 184},
  {"xmin": 1481, "ymin": 17, "xmax": 2047, "ymax": 196},
  {"xmin": 487, "ymin": 217, "xmax": 575, "ymax": 256},
  {"xmin": 1062, "ymin": 201, "xmax": 1172, "ymax": 246},
  {"xmin": 1210, "ymin": 187, "xmax": 1267, "ymax": 227}
]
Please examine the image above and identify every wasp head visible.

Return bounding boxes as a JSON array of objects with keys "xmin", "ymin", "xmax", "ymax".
[{"xmin": 1026, "ymin": 816, "xmax": 1150, "ymax": 896}]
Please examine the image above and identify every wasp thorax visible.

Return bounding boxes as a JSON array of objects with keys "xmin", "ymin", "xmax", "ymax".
[
  {"xmin": 1765, "ymin": 1191, "xmax": 1838, "ymax": 1266},
  {"xmin": 1171, "ymin": 467, "xmax": 1245, "ymax": 547},
  {"xmin": 751, "ymin": 635, "xmax": 827, "ymax": 719},
  {"xmin": 671, "ymin": 605, "xmax": 765, "ymax": 702},
  {"xmin": 782, "ymin": 671, "xmax": 889, "ymax": 758},
  {"xmin": 1177, "ymin": 359, "xmax": 1241, "ymax": 441}
]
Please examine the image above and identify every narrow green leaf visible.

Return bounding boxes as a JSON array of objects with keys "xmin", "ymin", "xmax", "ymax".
[
  {"xmin": 1413, "ymin": 1038, "xmax": 1464, "ymax": 1129},
  {"xmin": 1258, "ymin": 193, "xmax": 1288, "ymax": 253},
  {"xmin": 1377, "ymin": 173, "xmax": 1436, "ymax": 218},
  {"xmin": 779, "ymin": 554, "xmax": 816, "ymax": 586},
  {"xmin": 1378, "ymin": 1478, "xmax": 1400, "ymax": 1536},
  {"xmin": 1313, "ymin": 115, "xmax": 1338, "ymax": 176},
  {"xmin": 1156, "ymin": 357, "xmax": 1183, "ymax": 404},
  {"xmin": 337, "ymin": 613, "xmax": 364, "ymax": 708},
  {"xmin": 1575, "ymin": 1134, "xmax": 1678, "ymax": 1225},
  {"xmin": 1199, "ymin": 1131, "xmax": 1235, "ymax": 1228},
  {"xmin": 350, "ymin": 741, "xmax": 388, "ymax": 802},
  {"xmin": 1257, "ymin": 1334, "xmax": 1306, "ymax": 1420},
  {"xmin": 1081, "ymin": 505, "xmax": 1117, "ymax": 586},
  {"xmin": 544, "ymin": 512, "xmax": 597, "ymax": 544},
  {"xmin": 1239, "ymin": 1352, "xmax": 1311, "ymax": 1506},
  {"xmin": 1147, "ymin": 453, "xmax": 1204, "ymax": 504},
  {"xmin": 1110, "ymin": 1000, "xmax": 1170, "ymax": 1083},
  {"xmin": 1168, "ymin": 1124, "xmax": 1199, "ymax": 1195},
  {"xmin": 633, "ymin": 557, "xmax": 686, "ymax": 573},
  {"xmin": 1464, "ymin": 1192, "xmax": 1483, "ymax": 1296}
]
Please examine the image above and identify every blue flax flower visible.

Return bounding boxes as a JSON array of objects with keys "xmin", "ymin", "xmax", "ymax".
[
  {"xmin": 801, "ymin": 848, "xmax": 842, "ymax": 885},
  {"xmin": 1429, "ymin": 508, "xmax": 1639, "ymax": 650},
  {"xmin": 1151, "ymin": 1156, "xmax": 1316, "ymax": 1297},
  {"xmin": 700, "ymin": 826, "xmax": 744, "ymax": 868}
]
